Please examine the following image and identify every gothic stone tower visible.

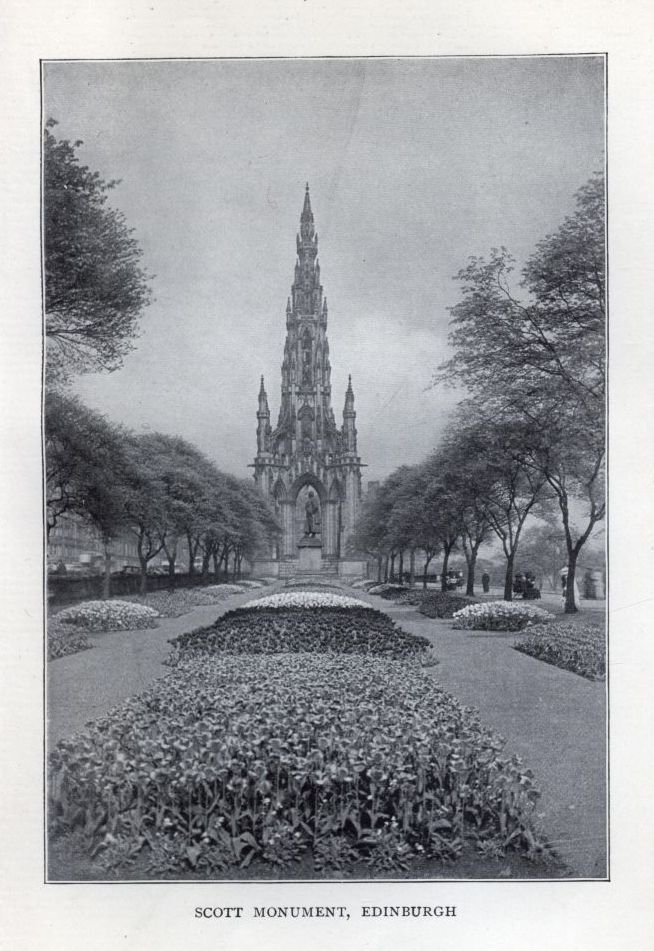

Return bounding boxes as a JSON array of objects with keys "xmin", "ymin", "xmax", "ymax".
[{"xmin": 253, "ymin": 185, "xmax": 364, "ymax": 574}]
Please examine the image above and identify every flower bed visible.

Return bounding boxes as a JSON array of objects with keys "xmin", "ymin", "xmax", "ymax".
[
  {"xmin": 125, "ymin": 587, "xmax": 242, "ymax": 618},
  {"xmin": 48, "ymin": 619, "xmax": 92, "ymax": 660},
  {"xmin": 453, "ymin": 601, "xmax": 554, "ymax": 632},
  {"xmin": 369, "ymin": 583, "xmax": 411, "ymax": 600},
  {"xmin": 241, "ymin": 591, "xmax": 369, "ymax": 610},
  {"xmin": 54, "ymin": 600, "xmax": 161, "ymax": 632},
  {"xmin": 514, "ymin": 620, "xmax": 606, "ymax": 681},
  {"xmin": 169, "ymin": 606, "xmax": 432, "ymax": 663},
  {"xmin": 419, "ymin": 592, "xmax": 477, "ymax": 619},
  {"xmin": 367, "ymin": 583, "xmax": 400, "ymax": 596},
  {"xmin": 284, "ymin": 577, "xmax": 344, "ymax": 590},
  {"xmin": 49, "ymin": 653, "xmax": 546, "ymax": 875},
  {"xmin": 203, "ymin": 584, "xmax": 246, "ymax": 596}
]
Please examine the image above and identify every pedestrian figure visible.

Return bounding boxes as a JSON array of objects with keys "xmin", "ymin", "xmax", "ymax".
[
  {"xmin": 523, "ymin": 570, "xmax": 541, "ymax": 600},
  {"xmin": 481, "ymin": 571, "xmax": 490, "ymax": 594},
  {"xmin": 513, "ymin": 572, "xmax": 525, "ymax": 597}
]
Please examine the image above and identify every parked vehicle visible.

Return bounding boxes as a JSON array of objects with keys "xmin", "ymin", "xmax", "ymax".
[{"xmin": 112, "ymin": 565, "xmax": 141, "ymax": 576}]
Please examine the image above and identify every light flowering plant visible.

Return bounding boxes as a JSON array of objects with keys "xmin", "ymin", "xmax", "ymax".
[
  {"xmin": 55, "ymin": 599, "xmax": 161, "ymax": 632},
  {"xmin": 241, "ymin": 591, "xmax": 370, "ymax": 610},
  {"xmin": 202, "ymin": 584, "xmax": 246, "ymax": 595},
  {"xmin": 452, "ymin": 601, "xmax": 554, "ymax": 632},
  {"xmin": 367, "ymin": 583, "xmax": 407, "ymax": 595}
]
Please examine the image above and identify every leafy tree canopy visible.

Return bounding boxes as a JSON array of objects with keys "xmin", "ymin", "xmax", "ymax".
[{"xmin": 44, "ymin": 119, "xmax": 152, "ymax": 385}]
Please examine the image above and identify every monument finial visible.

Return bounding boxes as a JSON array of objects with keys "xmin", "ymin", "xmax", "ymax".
[
  {"xmin": 258, "ymin": 375, "xmax": 269, "ymax": 414},
  {"xmin": 301, "ymin": 182, "xmax": 313, "ymax": 222}
]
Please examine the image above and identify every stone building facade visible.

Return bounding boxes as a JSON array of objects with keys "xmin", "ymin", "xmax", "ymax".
[{"xmin": 252, "ymin": 186, "xmax": 365, "ymax": 577}]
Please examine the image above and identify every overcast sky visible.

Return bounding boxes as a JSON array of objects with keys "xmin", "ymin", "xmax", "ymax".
[{"xmin": 44, "ymin": 57, "xmax": 604, "ymax": 484}]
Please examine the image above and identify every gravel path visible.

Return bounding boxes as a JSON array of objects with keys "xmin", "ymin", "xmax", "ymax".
[
  {"xmin": 47, "ymin": 588, "xmax": 267, "ymax": 745},
  {"xmin": 363, "ymin": 593, "xmax": 607, "ymax": 879}
]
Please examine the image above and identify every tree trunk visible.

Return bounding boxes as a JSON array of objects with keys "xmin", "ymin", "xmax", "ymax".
[
  {"xmin": 167, "ymin": 554, "xmax": 176, "ymax": 591},
  {"xmin": 201, "ymin": 548, "xmax": 211, "ymax": 582},
  {"xmin": 409, "ymin": 549, "xmax": 415, "ymax": 587},
  {"xmin": 423, "ymin": 554, "xmax": 434, "ymax": 590},
  {"xmin": 212, "ymin": 549, "xmax": 220, "ymax": 579},
  {"xmin": 102, "ymin": 540, "xmax": 112, "ymax": 601},
  {"xmin": 376, "ymin": 556, "xmax": 382, "ymax": 583},
  {"xmin": 137, "ymin": 534, "xmax": 148, "ymax": 595},
  {"xmin": 565, "ymin": 552, "xmax": 580, "ymax": 614},
  {"xmin": 440, "ymin": 549, "xmax": 451, "ymax": 593},
  {"xmin": 398, "ymin": 550, "xmax": 404, "ymax": 584},
  {"xmin": 466, "ymin": 550, "xmax": 477, "ymax": 596},
  {"xmin": 139, "ymin": 555, "xmax": 148, "ymax": 595},
  {"xmin": 383, "ymin": 555, "xmax": 389, "ymax": 582},
  {"xmin": 503, "ymin": 550, "xmax": 516, "ymax": 601},
  {"xmin": 187, "ymin": 532, "xmax": 195, "ymax": 578},
  {"xmin": 389, "ymin": 553, "xmax": 396, "ymax": 582}
]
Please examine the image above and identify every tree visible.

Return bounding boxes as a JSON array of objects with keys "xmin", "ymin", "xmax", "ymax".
[
  {"xmin": 447, "ymin": 414, "xmax": 550, "ymax": 600},
  {"xmin": 434, "ymin": 431, "xmax": 493, "ymax": 595},
  {"xmin": 411, "ymin": 459, "xmax": 462, "ymax": 593},
  {"xmin": 122, "ymin": 436, "xmax": 169, "ymax": 593},
  {"xmin": 45, "ymin": 391, "xmax": 131, "ymax": 597},
  {"xmin": 518, "ymin": 523, "xmax": 568, "ymax": 591},
  {"xmin": 438, "ymin": 174, "xmax": 605, "ymax": 611},
  {"xmin": 350, "ymin": 486, "xmax": 390, "ymax": 581},
  {"xmin": 44, "ymin": 119, "xmax": 152, "ymax": 385},
  {"xmin": 518, "ymin": 403, "xmax": 605, "ymax": 611},
  {"xmin": 385, "ymin": 468, "xmax": 442, "ymax": 588}
]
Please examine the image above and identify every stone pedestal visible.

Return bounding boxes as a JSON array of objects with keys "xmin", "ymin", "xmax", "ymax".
[{"xmin": 298, "ymin": 535, "xmax": 322, "ymax": 572}]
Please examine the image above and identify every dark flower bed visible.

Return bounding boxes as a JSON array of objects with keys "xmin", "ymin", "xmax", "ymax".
[
  {"xmin": 419, "ymin": 592, "xmax": 478, "ymax": 619},
  {"xmin": 48, "ymin": 620, "xmax": 92, "ymax": 660},
  {"xmin": 168, "ymin": 606, "xmax": 432, "ymax": 663},
  {"xmin": 49, "ymin": 653, "xmax": 546, "ymax": 876},
  {"xmin": 370, "ymin": 584, "xmax": 411, "ymax": 600},
  {"xmin": 514, "ymin": 620, "xmax": 606, "ymax": 681}
]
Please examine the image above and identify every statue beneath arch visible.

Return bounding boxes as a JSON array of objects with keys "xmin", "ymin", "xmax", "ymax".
[{"xmin": 304, "ymin": 489, "xmax": 321, "ymax": 538}]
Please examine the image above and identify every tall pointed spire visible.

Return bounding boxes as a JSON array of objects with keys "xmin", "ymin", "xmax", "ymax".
[
  {"xmin": 251, "ymin": 186, "xmax": 364, "ymax": 567},
  {"xmin": 344, "ymin": 375, "xmax": 355, "ymax": 415},
  {"xmin": 299, "ymin": 182, "xmax": 316, "ymax": 242},
  {"xmin": 301, "ymin": 182, "xmax": 312, "ymax": 220},
  {"xmin": 256, "ymin": 376, "xmax": 271, "ymax": 455},
  {"xmin": 292, "ymin": 183, "xmax": 322, "ymax": 319},
  {"xmin": 343, "ymin": 375, "xmax": 357, "ymax": 453},
  {"xmin": 258, "ymin": 375, "xmax": 269, "ymax": 413}
]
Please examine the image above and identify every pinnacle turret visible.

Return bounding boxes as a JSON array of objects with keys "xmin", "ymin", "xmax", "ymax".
[
  {"xmin": 344, "ymin": 375, "xmax": 355, "ymax": 412},
  {"xmin": 300, "ymin": 182, "xmax": 316, "ymax": 241},
  {"xmin": 258, "ymin": 376, "xmax": 269, "ymax": 414},
  {"xmin": 342, "ymin": 375, "xmax": 357, "ymax": 453}
]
